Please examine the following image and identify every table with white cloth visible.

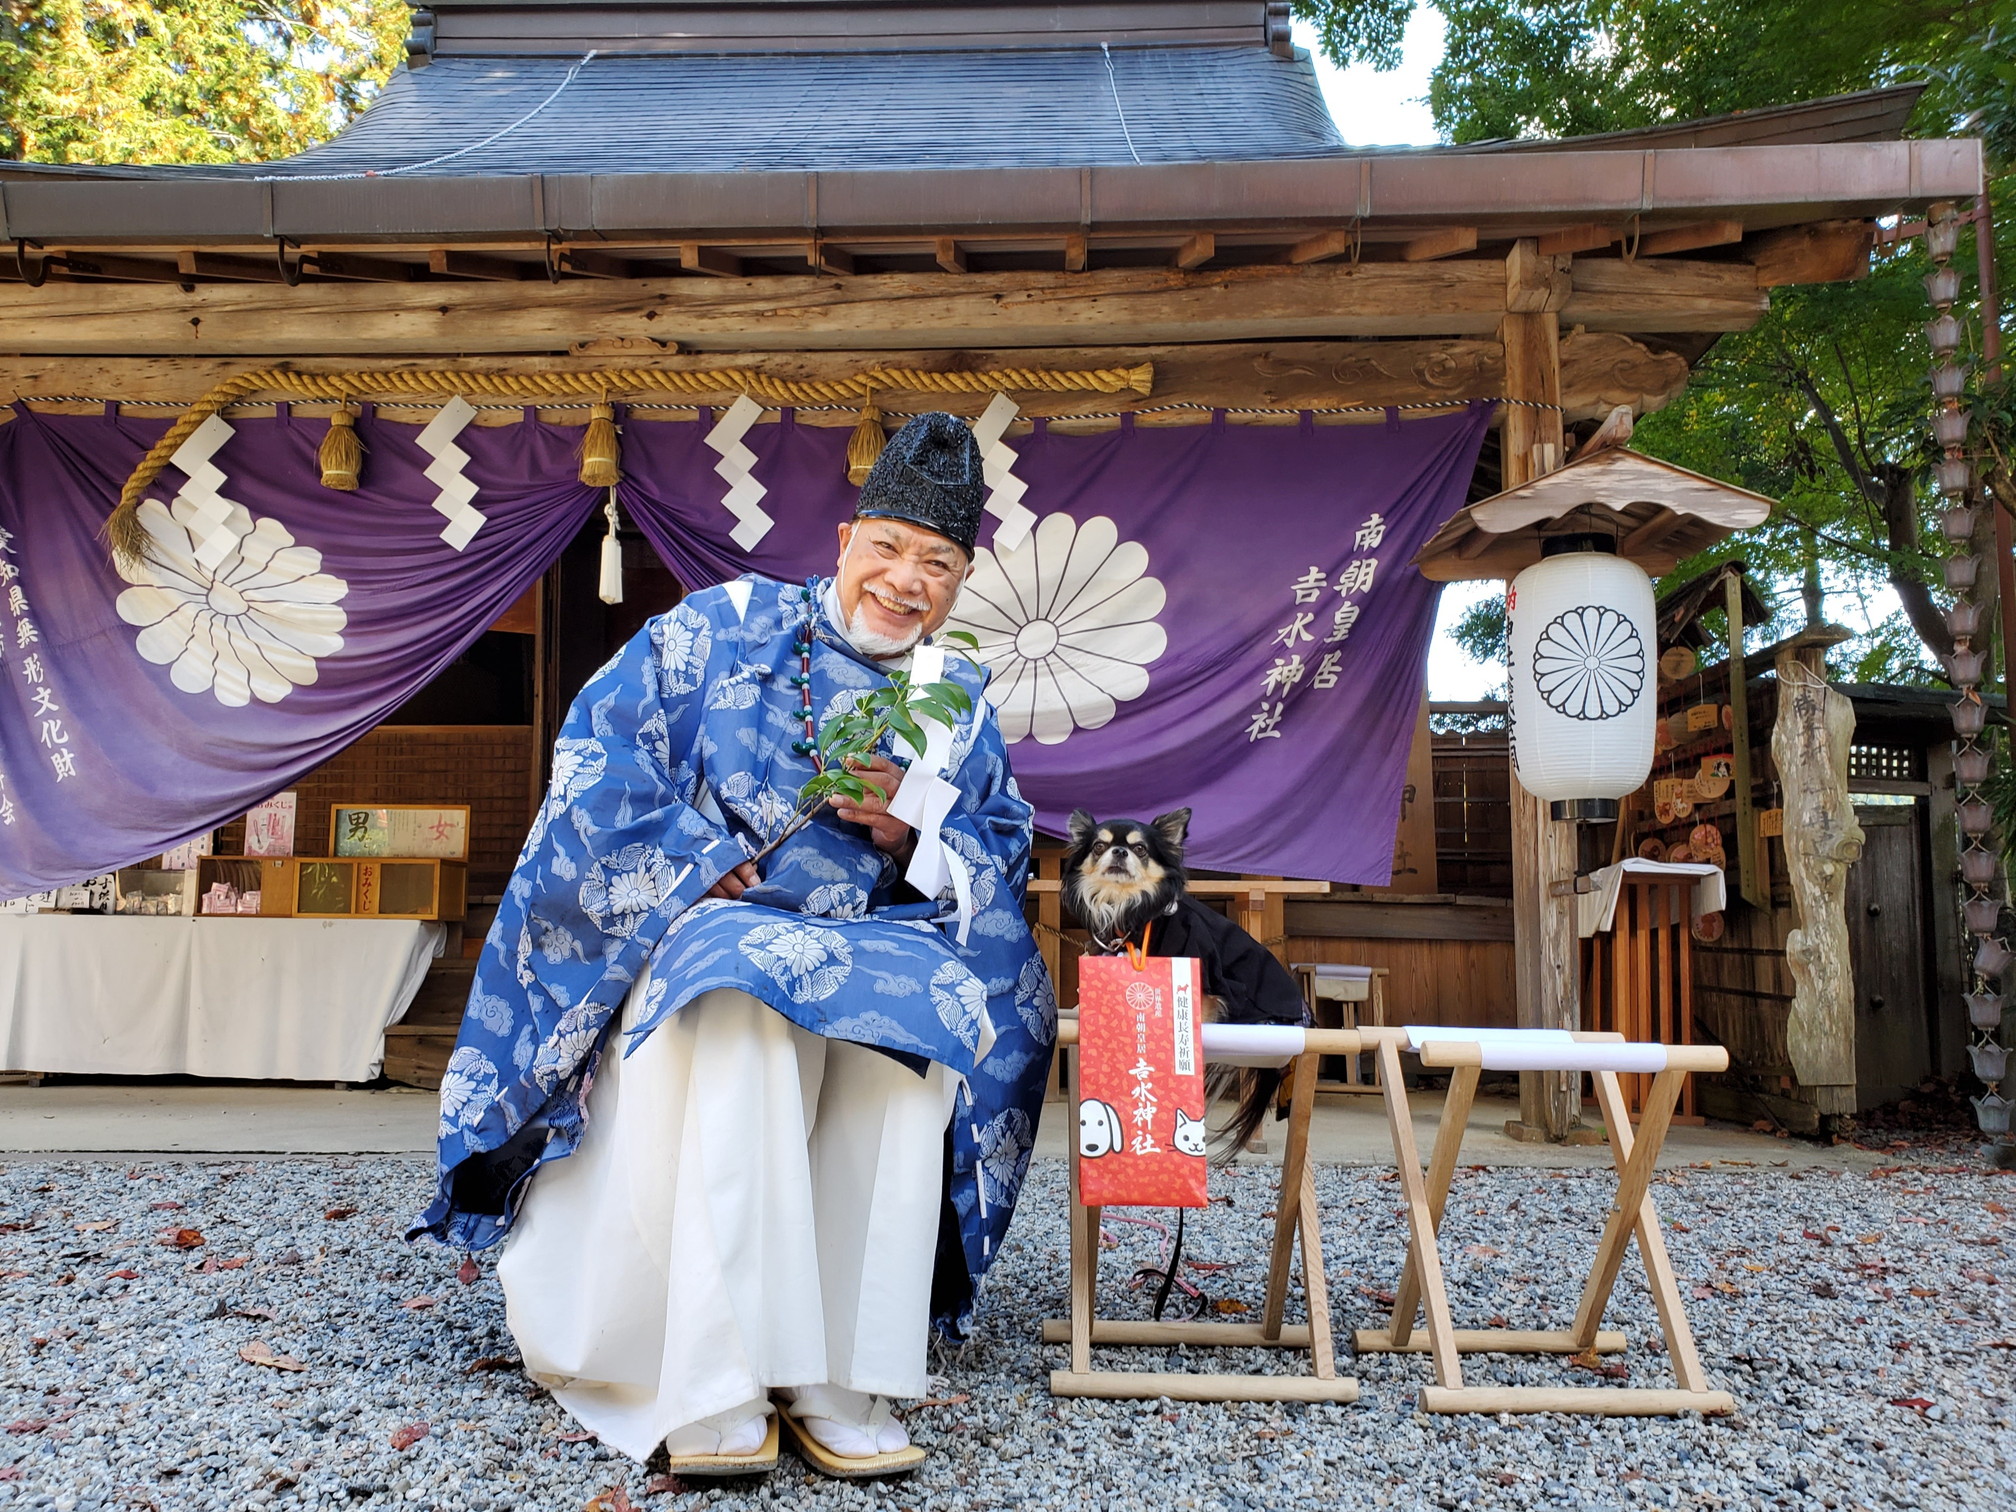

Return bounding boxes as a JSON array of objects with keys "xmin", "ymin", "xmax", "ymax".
[{"xmin": 0, "ymin": 916, "xmax": 444, "ymax": 1081}]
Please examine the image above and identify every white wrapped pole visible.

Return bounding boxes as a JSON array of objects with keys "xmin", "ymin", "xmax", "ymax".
[
  {"xmin": 597, "ymin": 490, "xmax": 624, "ymax": 605},
  {"xmin": 1506, "ymin": 538, "xmax": 1657, "ymax": 821}
]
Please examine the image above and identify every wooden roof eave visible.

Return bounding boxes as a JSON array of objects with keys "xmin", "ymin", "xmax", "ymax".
[{"xmin": 1414, "ymin": 449, "xmax": 1777, "ymax": 583}]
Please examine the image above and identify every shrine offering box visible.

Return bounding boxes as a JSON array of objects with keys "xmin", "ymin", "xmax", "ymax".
[
  {"xmin": 330, "ymin": 804, "xmax": 471, "ymax": 862},
  {"xmin": 293, "ymin": 857, "xmax": 467, "ymax": 922},
  {"xmin": 1076, "ymin": 952, "xmax": 1209, "ymax": 1208},
  {"xmin": 113, "ymin": 869, "xmax": 201, "ymax": 917}
]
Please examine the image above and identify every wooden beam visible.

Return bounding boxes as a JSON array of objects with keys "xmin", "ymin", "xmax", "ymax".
[
  {"xmin": 1748, "ymin": 219, "xmax": 1870, "ymax": 287},
  {"xmin": 1619, "ymin": 507, "xmax": 1688, "ymax": 556},
  {"xmin": 1505, "ymin": 238, "xmax": 1569, "ymax": 314},
  {"xmin": 1287, "ymin": 227, "xmax": 1356, "ymax": 266},
  {"xmin": 304, "ymin": 253, "xmax": 419, "ymax": 283},
  {"xmin": 677, "ymin": 243, "xmax": 745, "ymax": 278},
  {"xmin": 1063, "ymin": 234, "xmax": 1088, "ymax": 273},
  {"xmin": 7, "ymin": 251, "xmax": 187, "ymax": 285},
  {"xmin": 1562, "ymin": 257, "xmax": 1764, "ymax": 332},
  {"xmin": 176, "ymin": 252, "xmax": 285, "ymax": 284},
  {"xmin": 0, "ymin": 261, "xmax": 1762, "ymax": 355},
  {"xmin": 1537, "ymin": 223, "xmax": 1617, "ymax": 257},
  {"xmin": 1173, "ymin": 232, "xmax": 1216, "ymax": 270},
  {"xmin": 558, "ymin": 249, "xmax": 639, "ymax": 280},
  {"xmin": 806, "ymin": 242, "xmax": 855, "ymax": 276},
  {"xmin": 1402, "ymin": 226, "xmax": 1478, "ymax": 262},
  {"xmin": 428, "ymin": 249, "xmax": 530, "ymax": 282},
  {"xmin": 0, "ymin": 332, "xmax": 1689, "ymax": 424},
  {"xmin": 934, "ymin": 237, "xmax": 966, "ymax": 274},
  {"xmin": 1636, "ymin": 219, "xmax": 1744, "ymax": 257}
]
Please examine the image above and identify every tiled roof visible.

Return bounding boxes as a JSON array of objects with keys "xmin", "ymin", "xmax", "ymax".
[{"xmin": 248, "ymin": 45, "xmax": 1344, "ymax": 177}]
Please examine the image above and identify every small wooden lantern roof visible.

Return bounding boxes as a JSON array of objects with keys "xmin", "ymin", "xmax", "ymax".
[{"xmin": 1413, "ymin": 441, "xmax": 1775, "ymax": 582}]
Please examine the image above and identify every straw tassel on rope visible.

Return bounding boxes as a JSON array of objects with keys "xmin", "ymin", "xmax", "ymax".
[
  {"xmin": 318, "ymin": 406, "xmax": 364, "ymax": 491},
  {"xmin": 846, "ymin": 399, "xmax": 886, "ymax": 486},
  {"xmin": 579, "ymin": 400, "xmax": 621, "ymax": 487}
]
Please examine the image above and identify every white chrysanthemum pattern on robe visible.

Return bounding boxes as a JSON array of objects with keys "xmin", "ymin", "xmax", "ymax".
[
  {"xmin": 438, "ymin": 1046, "xmax": 500, "ymax": 1135},
  {"xmin": 740, "ymin": 920, "xmax": 854, "ymax": 1002},
  {"xmin": 977, "ymin": 1107, "xmax": 1034, "ymax": 1208},
  {"xmin": 550, "ymin": 738, "xmax": 608, "ymax": 801},
  {"xmin": 944, "ymin": 511, "xmax": 1165, "ymax": 745},
  {"xmin": 113, "ymin": 498, "xmax": 348, "ymax": 707},
  {"xmin": 656, "ymin": 606, "xmax": 712, "ymax": 694},
  {"xmin": 579, "ymin": 843, "xmax": 678, "ymax": 939},
  {"xmin": 1012, "ymin": 954, "xmax": 1057, "ymax": 1045},
  {"xmin": 930, "ymin": 959, "xmax": 989, "ymax": 1049}
]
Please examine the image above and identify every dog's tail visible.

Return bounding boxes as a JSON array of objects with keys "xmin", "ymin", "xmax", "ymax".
[{"xmin": 1204, "ymin": 1065, "xmax": 1281, "ymax": 1165}]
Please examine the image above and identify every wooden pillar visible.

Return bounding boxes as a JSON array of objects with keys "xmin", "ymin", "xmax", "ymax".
[{"xmin": 1498, "ymin": 268, "xmax": 1583, "ymax": 1141}]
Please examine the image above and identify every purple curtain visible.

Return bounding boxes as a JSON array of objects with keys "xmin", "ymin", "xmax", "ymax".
[{"xmin": 0, "ymin": 403, "xmax": 1485, "ymax": 895}]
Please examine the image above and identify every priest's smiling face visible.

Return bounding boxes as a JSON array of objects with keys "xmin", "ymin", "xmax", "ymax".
[{"xmin": 834, "ymin": 518, "xmax": 971, "ymax": 657}]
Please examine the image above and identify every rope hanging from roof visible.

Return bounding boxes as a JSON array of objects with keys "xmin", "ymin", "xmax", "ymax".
[{"xmin": 107, "ymin": 361, "xmax": 1156, "ymax": 565}]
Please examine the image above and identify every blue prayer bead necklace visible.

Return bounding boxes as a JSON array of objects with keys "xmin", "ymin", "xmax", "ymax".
[{"xmin": 790, "ymin": 582, "xmax": 823, "ymax": 770}]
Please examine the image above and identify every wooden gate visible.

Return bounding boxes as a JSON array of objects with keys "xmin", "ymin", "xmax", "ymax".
[{"xmin": 1843, "ymin": 802, "xmax": 1938, "ymax": 1110}]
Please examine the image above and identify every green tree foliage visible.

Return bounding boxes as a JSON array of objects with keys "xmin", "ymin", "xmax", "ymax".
[
  {"xmin": 1297, "ymin": 0, "xmax": 2016, "ymax": 685},
  {"xmin": 0, "ymin": 0, "xmax": 408, "ymax": 164}
]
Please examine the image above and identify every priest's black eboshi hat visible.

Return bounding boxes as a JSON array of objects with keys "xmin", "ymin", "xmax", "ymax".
[{"xmin": 853, "ymin": 411, "xmax": 985, "ymax": 556}]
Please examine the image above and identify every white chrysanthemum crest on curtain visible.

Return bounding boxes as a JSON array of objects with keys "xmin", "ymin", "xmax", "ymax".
[
  {"xmin": 113, "ymin": 500, "xmax": 349, "ymax": 707},
  {"xmin": 943, "ymin": 511, "xmax": 1166, "ymax": 745}
]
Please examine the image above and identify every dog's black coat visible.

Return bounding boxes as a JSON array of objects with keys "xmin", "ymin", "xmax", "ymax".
[{"xmin": 1061, "ymin": 807, "xmax": 1308, "ymax": 1159}]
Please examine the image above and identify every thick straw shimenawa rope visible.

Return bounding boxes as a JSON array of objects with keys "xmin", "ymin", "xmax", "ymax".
[{"xmin": 107, "ymin": 362, "xmax": 1156, "ymax": 565}]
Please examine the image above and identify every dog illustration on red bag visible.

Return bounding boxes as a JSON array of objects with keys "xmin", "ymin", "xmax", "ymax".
[{"xmin": 1078, "ymin": 1098, "xmax": 1123, "ymax": 1158}]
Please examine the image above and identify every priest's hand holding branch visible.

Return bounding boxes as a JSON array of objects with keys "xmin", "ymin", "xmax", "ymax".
[
  {"xmin": 704, "ymin": 861, "xmax": 762, "ymax": 901},
  {"xmin": 828, "ymin": 754, "xmax": 914, "ymax": 855}
]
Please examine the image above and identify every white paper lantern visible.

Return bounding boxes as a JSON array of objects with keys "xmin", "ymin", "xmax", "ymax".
[{"xmin": 1507, "ymin": 540, "xmax": 1657, "ymax": 820}]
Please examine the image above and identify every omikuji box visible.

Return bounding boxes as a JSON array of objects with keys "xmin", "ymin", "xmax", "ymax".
[
  {"xmin": 294, "ymin": 857, "xmax": 467, "ymax": 921},
  {"xmin": 1075, "ymin": 952, "xmax": 1209, "ymax": 1209}
]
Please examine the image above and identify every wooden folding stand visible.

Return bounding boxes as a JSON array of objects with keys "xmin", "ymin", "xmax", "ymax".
[
  {"xmin": 1352, "ymin": 1028, "xmax": 1736, "ymax": 1416},
  {"xmin": 1043, "ymin": 1022, "xmax": 1362, "ymax": 1403}
]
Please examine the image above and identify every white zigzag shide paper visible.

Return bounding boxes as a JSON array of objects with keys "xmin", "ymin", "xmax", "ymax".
[
  {"xmin": 168, "ymin": 414, "xmax": 253, "ymax": 572},
  {"xmin": 416, "ymin": 395, "xmax": 487, "ymax": 551},
  {"xmin": 970, "ymin": 392, "xmax": 1035, "ymax": 554},
  {"xmin": 703, "ymin": 394, "xmax": 775, "ymax": 551}
]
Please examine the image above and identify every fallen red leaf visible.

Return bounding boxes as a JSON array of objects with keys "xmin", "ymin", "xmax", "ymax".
[
  {"xmin": 105, "ymin": 1269, "xmax": 138, "ymax": 1281},
  {"xmin": 1962, "ymin": 1269, "xmax": 2001, "ymax": 1284},
  {"xmin": 0, "ymin": 1269, "xmax": 30, "ymax": 1280},
  {"xmin": 323, "ymin": 1206, "xmax": 358, "ymax": 1222},
  {"xmin": 159, "ymin": 1228, "xmax": 203, "ymax": 1250},
  {"xmin": 1889, "ymin": 1397, "xmax": 1935, "ymax": 1414},
  {"xmin": 1356, "ymin": 1285, "xmax": 1397, "ymax": 1305},
  {"xmin": 585, "ymin": 1488, "xmax": 636, "ymax": 1512},
  {"xmin": 456, "ymin": 1256, "xmax": 480, "ymax": 1286},
  {"xmin": 390, "ymin": 1422, "xmax": 430, "ymax": 1452},
  {"xmin": 1213, "ymin": 1298, "xmax": 1250, "ymax": 1314},
  {"xmin": 1988, "ymin": 1201, "xmax": 2010, "ymax": 1216},
  {"xmin": 463, "ymin": 1355, "xmax": 520, "ymax": 1374},
  {"xmin": 148, "ymin": 1201, "xmax": 183, "ymax": 1211},
  {"xmin": 399, "ymin": 1296, "xmax": 437, "ymax": 1310},
  {"xmin": 639, "ymin": 1475, "xmax": 686, "ymax": 1496},
  {"xmin": 0, "ymin": 1464, "xmax": 19, "ymax": 1480},
  {"xmin": 3, "ymin": 1419, "xmax": 49, "ymax": 1435},
  {"xmin": 558, "ymin": 1430, "xmax": 598, "ymax": 1443},
  {"xmin": 913, "ymin": 1393, "xmax": 971, "ymax": 1409},
  {"xmin": 1464, "ymin": 1244, "xmax": 1503, "ymax": 1258}
]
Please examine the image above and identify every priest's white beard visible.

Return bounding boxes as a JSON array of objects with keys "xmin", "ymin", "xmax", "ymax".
[{"xmin": 843, "ymin": 591, "xmax": 930, "ymax": 657}]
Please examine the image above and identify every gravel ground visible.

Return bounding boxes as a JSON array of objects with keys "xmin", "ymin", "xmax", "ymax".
[{"xmin": 1, "ymin": 1151, "xmax": 2012, "ymax": 1511}]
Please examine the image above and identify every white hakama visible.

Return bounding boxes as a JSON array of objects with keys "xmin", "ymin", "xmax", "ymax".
[{"xmin": 498, "ymin": 984, "xmax": 956, "ymax": 1462}]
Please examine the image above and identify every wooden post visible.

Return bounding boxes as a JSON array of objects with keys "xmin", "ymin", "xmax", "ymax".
[
  {"xmin": 1724, "ymin": 570, "xmax": 1766, "ymax": 909},
  {"xmin": 1499, "ymin": 293, "xmax": 1582, "ymax": 1141}
]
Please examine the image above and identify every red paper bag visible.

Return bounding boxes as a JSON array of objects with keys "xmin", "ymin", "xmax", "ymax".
[{"xmin": 1076, "ymin": 951, "xmax": 1208, "ymax": 1208}]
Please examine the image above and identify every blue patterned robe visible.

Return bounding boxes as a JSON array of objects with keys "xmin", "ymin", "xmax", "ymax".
[{"xmin": 410, "ymin": 575, "xmax": 1056, "ymax": 1338}]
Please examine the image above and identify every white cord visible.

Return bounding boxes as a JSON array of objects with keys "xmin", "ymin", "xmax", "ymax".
[
  {"xmin": 1101, "ymin": 43, "xmax": 1144, "ymax": 166},
  {"xmin": 260, "ymin": 52, "xmax": 597, "ymax": 182}
]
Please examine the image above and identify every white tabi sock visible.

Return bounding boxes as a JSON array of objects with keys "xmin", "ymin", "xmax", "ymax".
[
  {"xmin": 777, "ymin": 1383, "xmax": 911, "ymax": 1457},
  {"xmin": 662, "ymin": 1398, "xmax": 772, "ymax": 1458}
]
